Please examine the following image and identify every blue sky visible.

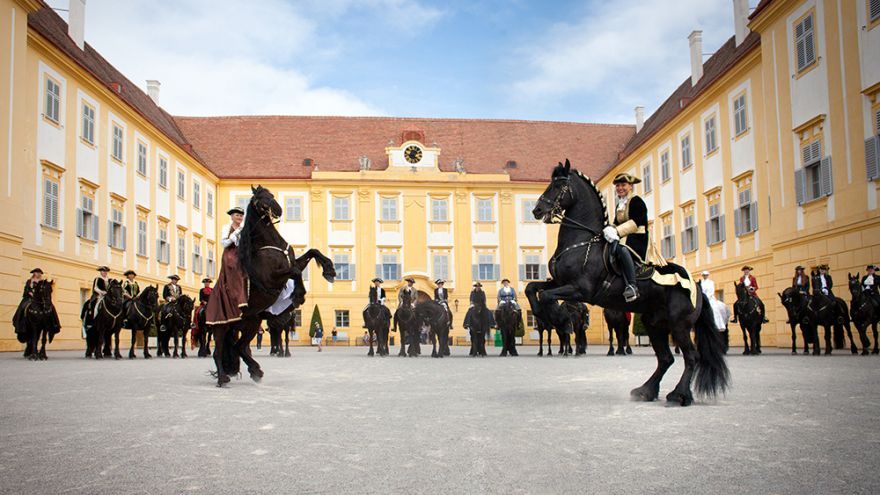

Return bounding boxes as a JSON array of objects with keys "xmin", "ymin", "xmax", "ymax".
[{"xmin": 49, "ymin": 0, "xmax": 742, "ymax": 124}]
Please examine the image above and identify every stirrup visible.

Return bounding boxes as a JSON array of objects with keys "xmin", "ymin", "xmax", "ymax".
[{"xmin": 623, "ymin": 285, "xmax": 639, "ymax": 303}]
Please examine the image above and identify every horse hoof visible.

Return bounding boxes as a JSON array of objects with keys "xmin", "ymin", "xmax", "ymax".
[
  {"xmin": 666, "ymin": 390, "xmax": 694, "ymax": 407},
  {"xmin": 862, "ymin": 350, "xmax": 870, "ymax": 356},
  {"xmin": 626, "ymin": 347, "xmax": 633, "ymax": 355},
  {"xmin": 181, "ymin": 354, "xmax": 187, "ymax": 359},
  {"xmin": 616, "ymin": 349, "xmax": 625, "ymax": 356},
  {"xmin": 284, "ymin": 351, "xmax": 291, "ymax": 357},
  {"xmin": 607, "ymin": 349, "xmax": 614, "ymax": 356},
  {"xmin": 630, "ymin": 386, "xmax": 657, "ymax": 402},
  {"xmin": 144, "ymin": 353, "xmax": 152, "ymax": 359},
  {"xmin": 873, "ymin": 349, "xmax": 879, "ymax": 355},
  {"xmin": 27, "ymin": 354, "xmax": 37, "ymax": 361}
]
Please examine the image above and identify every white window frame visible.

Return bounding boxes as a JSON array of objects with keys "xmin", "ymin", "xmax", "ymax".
[
  {"xmin": 206, "ymin": 247, "xmax": 216, "ymax": 277},
  {"xmin": 661, "ymin": 221, "xmax": 675, "ymax": 259},
  {"xmin": 381, "ymin": 197, "xmax": 398, "ymax": 221},
  {"xmin": 431, "ymin": 198, "xmax": 448, "ymax": 222},
  {"xmin": 44, "ymin": 77, "xmax": 60, "ymax": 123},
  {"xmin": 477, "ymin": 253, "xmax": 496, "ymax": 281},
  {"xmin": 193, "ymin": 180, "xmax": 200, "ymax": 209},
  {"xmin": 795, "ymin": 12, "xmax": 816, "ymax": 73},
  {"xmin": 177, "ymin": 234, "xmax": 186, "ymax": 269},
  {"xmin": 157, "ymin": 226, "xmax": 170, "ymax": 264},
  {"xmin": 207, "ymin": 190, "xmax": 214, "ymax": 217},
  {"xmin": 176, "ymin": 171, "xmax": 185, "ymax": 200},
  {"xmin": 111, "ymin": 124, "xmax": 124, "ymax": 162},
  {"xmin": 433, "ymin": 253, "xmax": 450, "ymax": 281},
  {"xmin": 81, "ymin": 103, "xmax": 95, "ymax": 144},
  {"xmin": 682, "ymin": 213, "xmax": 697, "ymax": 253},
  {"xmin": 136, "ymin": 142, "xmax": 147, "ymax": 176},
  {"xmin": 733, "ymin": 94, "xmax": 748, "ymax": 136},
  {"xmin": 524, "ymin": 254, "xmax": 541, "ymax": 281},
  {"xmin": 192, "ymin": 243, "xmax": 202, "ymax": 274},
  {"xmin": 660, "ymin": 151, "xmax": 671, "ymax": 183},
  {"xmin": 642, "ymin": 164, "xmax": 652, "ymax": 194},
  {"xmin": 522, "ymin": 199, "xmax": 538, "ymax": 223},
  {"xmin": 476, "ymin": 198, "xmax": 493, "ymax": 222},
  {"xmin": 109, "ymin": 206, "xmax": 125, "ymax": 249},
  {"xmin": 137, "ymin": 219, "xmax": 147, "ymax": 257},
  {"xmin": 333, "ymin": 197, "xmax": 350, "ymax": 220},
  {"xmin": 335, "ymin": 310, "xmax": 350, "ymax": 328},
  {"xmin": 381, "ymin": 253, "xmax": 399, "ymax": 281},
  {"xmin": 333, "ymin": 253, "xmax": 352, "ymax": 281},
  {"xmin": 78, "ymin": 195, "xmax": 97, "ymax": 241},
  {"xmin": 285, "ymin": 197, "xmax": 302, "ymax": 221},
  {"xmin": 43, "ymin": 178, "xmax": 59, "ymax": 229},
  {"xmin": 705, "ymin": 117, "xmax": 718, "ymax": 154},
  {"xmin": 681, "ymin": 135, "xmax": 692, "ymax": 169},
  {"xmin": 159, "ymin": 158, "xmax": 168, "ymax": 189}
]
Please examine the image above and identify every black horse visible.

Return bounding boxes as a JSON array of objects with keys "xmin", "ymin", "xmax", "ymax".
[
  {"xmin": 527, "ymin": 160, "xmax": 728, "ymax": 406},
  {"xmin": 415, "ymin": 300, "xmax": 451, "ymax": 358},
  {"xmin": 464, "ymin": 298, "xmax": 492, "ymax": 357},
  {"xmin": 212, "ymin": 185, "xmax": 335, "ymax": 387},
  {"xmin": 394, "ymin": 291, "xmax": 420, "ymax": 357},
  {"xmin": 778, "ymin": 287, "xmax": 818, "ymax": 355},
  {"xmin": 527, "ymin": 291, "xmax": 573, "ymax": 357},
  {"xmin": 494, "ymin": 303, "xmax": 520, "ymax": 357},
  {"xmin": 363, "ymin": 302, "xmax": 392, "ymax": 357},
  {"xmin": 195, "ymin": 303, "xmax": 213, "ymax": 358},
  {"xmin": 809, "ymin": 272, "xmax": 855, "ymax": 354},
  {"xmin": 158, "ymin": 295, "xmax": 194, "ymax": 358},
  {"xmin": 565, "ymin": 301, "xmax": 589, "ymax": 356},
  {"xmin": 604, "ymin": 308, "xmax": 632, "ymax": 356},
  {"xmin": 733, "ymin": 282, "xmax": 763, "ymax": 355},
  {"xmin": 266, "ymin": 306, "xmax": 294, "ymax": 358},
  {"xmin": 534, "ymin": 308, "xmax": 555, "ymax": 357},
  {"xmin": 848, "ymin": 274, "xmax": 878, "ymax": 355},
  {"xmin": 123, "ymin": 285, "xmax": 158, "ymax": 359},
  {"xmin": 18, "ymin": 280, "xmax": 60, "ymax": 361},
  {"xmin": 87, "ymin": 279, "xmax": 124, "ymax": 360}
]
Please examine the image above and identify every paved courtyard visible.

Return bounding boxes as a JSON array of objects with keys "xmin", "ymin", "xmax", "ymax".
[{"xmin": 1, "ymin": 344, "xmax": 878, "ymax": 495}]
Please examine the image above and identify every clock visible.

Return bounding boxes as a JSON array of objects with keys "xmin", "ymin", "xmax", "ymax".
[{"xmin": 404, "ymin": 145, "xmax": 423, "ymax": 164}]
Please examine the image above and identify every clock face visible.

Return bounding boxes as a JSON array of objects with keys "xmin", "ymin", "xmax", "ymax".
[{"xmin": 404, "ymin": 145, "xmax": 423, "ymax": 164}]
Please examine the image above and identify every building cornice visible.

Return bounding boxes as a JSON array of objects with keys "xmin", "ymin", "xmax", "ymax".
[
  {"xmin": 13, "ymin": 0, "xmax": 43, "ymax": 13},
  {"xmin": 748, "ymin": 0, "xmax": 796, "ymax": 32}
]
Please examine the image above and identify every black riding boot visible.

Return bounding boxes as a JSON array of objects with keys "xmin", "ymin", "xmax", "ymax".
[{"xmin": 617, "ymin": 247, "xmax": 639, "ymax": 302}]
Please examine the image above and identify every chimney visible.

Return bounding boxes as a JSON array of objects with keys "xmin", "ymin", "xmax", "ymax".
[
  {"xmin": 634, "ymin": 106, "xmax": 645, "ymax": 133},
  {"xmin": 733, "ymin": 0, "xmax": 749, "ymax": 46},
  {"xmin": 146, "ymin": 80, "xmax": 161, "ymax": 105},
  {"xmin": 68, "ymin": 0, "xmax": 86, "ymax": 50},
  {"xmin": 688, "ymin": 30, "xmax": 703, "ymax": 86}
]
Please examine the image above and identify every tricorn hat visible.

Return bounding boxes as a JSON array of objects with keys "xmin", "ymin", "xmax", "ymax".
[
  {"xmin": 404, "ymin": 277, "xmax": 415, "ymax": 283},
  {"xmin": 123, "ymin": 270, "xmax": 137, "ymax": 277},
  {"xmin": 227, "ymin": 206, "xmax": 245, "ymax": 215},
  {"xmin": 167, "ymin": 274, "xmax": 180, "ymax": 281},
  {"xmin": 795, "ymin": 265, "xmax": 805, "ymax": 270},
  {"xmin": 96, "ymin": 265, "xmax": 110, "ymax": 272},
  {"xmin": 867, "ymin": 265, "xmax": 877, "ymax": 270},
  {"xmin": 701, "ymin": 271, "xmax": 710, "ymax": 276},
  {"xmin": 817, "ymin": 263, "xmax": 829, "ymax": 270},
  {"xmin": 612, "ymin": 172, "xmax": 641, "ymax": 185},
  {"xmin": 501, "ymin": 278, "xmax": 510, "ymax": 283},
  {"xmin": 372, "ymin": 277, "xmax": 383, "ymax": 283},
  {"xmin": 30, "ymin": 268, "xmax": 43, "ymax": 274},
  {"xmin": 741, "ymin": 265, "xmax": 753, "ymax": 271},
  {"xmin": 473, "ymin": 282, "xmax": 482, "ymax": 288},
  {"xmin": 435, "ymin": 278, "xmax": 445, "ymax": 285},
  {"xmin": 201, "ymin": 278, "xmax": 212, "ymax": 284}
]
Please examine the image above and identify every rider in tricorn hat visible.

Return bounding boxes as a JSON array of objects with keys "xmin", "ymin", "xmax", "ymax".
[{"xmin": 602, "ymin": 173, "xmax": 648, "ymax": 302}]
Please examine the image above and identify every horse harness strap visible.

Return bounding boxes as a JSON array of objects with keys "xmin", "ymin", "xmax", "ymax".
[
  {"xmin": 549, "ymin": 235, "xmax": 601, "ymax": 278},
  {"xmin": 259, "ymin": 244, "xmax": 294, "ymax": 268}
]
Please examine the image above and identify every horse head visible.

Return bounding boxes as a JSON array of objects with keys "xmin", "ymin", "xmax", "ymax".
[
  {"xmin": 734, "ymin": 281, "xmax": 748, "ymax": 301},
  {"xmin": 848, "ymin": 273, "xmax": 861, "ymax": 298},
  {"xmin": 106, "ymin": 279, "xmax": 124, "ymax": 308},
  {"xmin": 141, "ymin": 285, "xmax": 159, "ymax": 311},
  {"xmin": 534, "ymin": 159, "xmax": 608, "ymax": 235},
  {"xmin": 178, "ymin": 294, "xmax": 195, "ymax": 316},
  {"xmin": 33, "ymin": 279, "xmax": 54, "ymax": 308},
  {"xmin": 534, "ymin": 160, "xmax": 574, "ymax": 223},
  {"xmin": 250, "ymin": 185, "xmax": 282, "ymax": 222}
]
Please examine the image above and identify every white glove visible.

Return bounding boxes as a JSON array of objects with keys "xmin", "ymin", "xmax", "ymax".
[
  {"xmin": 229, "ymin": 228, "xmax": 242, "ymax": 246},
  {"xmin": 603, "ymin": 225, "xmax": 620, "ymax": 243}
]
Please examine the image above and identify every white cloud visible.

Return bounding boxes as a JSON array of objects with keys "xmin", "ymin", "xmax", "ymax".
[
  {"xmin": 507, "ymin": 0, "xmax": 734, "ymax": 118},
  {"xmin": 49, "ymin": 0, "xmax": 426, "ymax": 116}
]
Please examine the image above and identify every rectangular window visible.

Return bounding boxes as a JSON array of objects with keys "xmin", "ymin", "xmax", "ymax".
[
  {"xmin": 43, "ymin": 179, "xmax": 59, "ymax": 229},
  {"xmin": 431, "ymin": 198, "xmax": 448, "ymax": 221},
  {"xmin": 193, "ymin": 181, "xmax": 200, "ymax": 209},
  {"xmin": 177, "ymin": 235, "xmax": 186, "ymax": 268},
  {"xmin": 705, "ymin": 117, "xmax": 717, "ymax": 154},
  {"xmin": 44, "ymin": 78, "xmax": 60, "ymax": 123},
  {"xmin": 81, "ymin": 103, "xmax": 95, "ymax": 144},
  {"xmin": 681, "ymin": 135, "xmax": 692, "ymax": 169},
  {"xmin": 642, "ymin": 165, "xmax": 652, "ymax": 194},
  {"xmin": 735, "ymin": 188, "xmax": 758, "ymax": 236},
  {"xmin": 433, "ymin": 254, "xmax": 449, "ymax": 281},
  {"xmin": 236, "ymin": 196, "xmax": 249, "ymax": 212},
  {"xmin": 872, "ymin": 0, "xmax": 880, "ymax": 22},
  {"xmin": 681, "ymin": 213, "xmax": 698, "ymax": 253},
  {"xmin": 77, "ymin": 195, "xmax": 98, "ymax": 241},
  {"xmin": 137, "ymin": 142, "xmax": 147, "ymax": 176},
  {"xmin": 206, "ymin": 248, "xmax": 216, "ymax": 277},
  {"xmin": 109, "ymin": 207, "xmax": 125, "ymax": 249},
  {"xmin": 706, "ymin": 203, "xmax": 725, "ymax": 246},
  {"xmin": 207, "ymin": 191, "xmax": 214, "ymax": 217},
  {"xmin": 381, "ymin": 197, "xmax": 398, "ymax": 221},
  {"xmin": 476, "ymin": 198, "xmax": 493, "ymax": 222},
  {"xmin": 285, "ymin": 197, "xmax": 302, "ymax": 221},
  {"xmin": 734, "ymin": 94, "xmax": 748, "ymax": 136},
  {"xmin": 524, "ymin": 254, "xmax": 541, "ymax": 281},
  {"xmin": 177, "ymin": 171, "xmax": 185, "ymax": 200},
  {"xmin": 111, "ymin": 125, "xmax": 124, "ymax": 162},
  {"xmin": 159, "ymin": 158, "xmax": 168, "ymax": 189},
  {"xmin": 660, "ymin": 151, "xmax": 670, "ymax": 182},
  {"xmin": 661, "ymin": 222, "xmax": 675, "ymax": 259},
  {"xmin": 157, "ymin": 226, "xmax": 170, "ymax": 264},
  {"xmin": 334, "ymin": 254, "xmax": 352, "ymax": 281},
  {"xmin": 522, "ymin": 199, "xmax": 537, "ymax": 222},
  {"xmin": 795, "ymin": 140, "xmax": 833, "ymax": 204},
  {"xmin": 192, "ymin": 243, "xmax": 202, "ymax": 274},
  {"xmin": 795, "ymin": 13, "xmax": 816, "ymax": 73},
  {"xmin": 293, "ymin": 309, "xmax": 302, "ymax": 328},
  {"xmin": 526, "ymin": 310, "xmax": 536, "ymax": 329},
  {"xmin": 477, "ymin": 254, "xmax": 496, "ymax": 281},
  {"xmin": 335, "ymin": 310, "xmax": 350, "ymax": 328},
  {"xmin": 381, "ymin": 254, "xmax": 399, "ymax": 281},
  {"xmin": 333, "ymin": 197, "xmax": 350, "ymax": 220},
  {"xmin": 137, "ymin": 219, "xmax": 147, "ymax": 257}
]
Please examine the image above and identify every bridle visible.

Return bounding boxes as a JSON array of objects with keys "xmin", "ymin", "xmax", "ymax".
[
  {"xmin": 252, "ymin": 195, "xmax": 281, "ymax": 225},
  {"xmin": 540, "ymin": 173, "xmax": 607, "ymax": 275}
]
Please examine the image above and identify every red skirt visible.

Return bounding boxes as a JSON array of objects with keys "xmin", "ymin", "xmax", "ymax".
[{"xmin": 205, "ymin": 245, "xmax": 248, "ymax": 325}]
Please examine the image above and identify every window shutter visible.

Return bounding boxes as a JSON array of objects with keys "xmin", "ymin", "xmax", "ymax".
[
  {"xmin": 156, "ymin": 239, "xmax": 161, "ymax": 261},
  {"xmin": 866, "ymin": 137, "xmax": 879, "ymax": 181},
  {"xmin": 122, "ymin": 226, "xmax": 127, "ymax": 250},
  {"xmin": 76, "ymin": 208, "xmax": 83, "ymax": 237},
  {"xmin": 375, "ymin": 264, "xmax": 381, "ymax": 279},
  {"xmin": 518, "ymin": 264, "xmax": 525, "ymax": 280},
  {"xmin": 92, "ymin": 215, "xmax": 99, "ymax": 241},
  {"xmin": 671, "ymin": 235, "xmax": 676, "ymax": 257},
  {"xmin": 680, "ymin": 230, "xmax": 686, "ymax": 252},
  {"xmin": 734, "ymin": 208, "xmax": 742, "ymax": 237},
  {"xmin": 493, "ymin": 264, "xmax": 500, "ymax": 280},
  {"xmin": 705, "ymin": 219, "xmax": 711, "ymax": 245},
  {"xmin": 107, "ymin": 219, "xmax": 113, "ymax": 246},
  {"xmin": 694, "ymin": 225, "xmax": 699, "ymax": 250},
  {"xmin": 794, "ymin": 169, "xmax": 806, "ymax": 205},
  {"xmin": 539, "ymin": 264, "xmax": 548, "ymax": 280},
  {"xmin": 719, "ymin": 214, "xmax": 726, "ymax": 242},
  {"xmin": 472, "ymin": 264, "xmax": 479, "ymax": 281},
  {"xmin": 820, "ymin": 156, "xmax": 833, "ymax": 196},
  {"xmin": 804, "ymin": 30, "xmax": 815, "ymax": 67},
  {"xmin": 395, "ymin": 264, "xmax": 402, "ymax": 280},
  {"xmin": 350, "ymin": 264, "xmax": 356, "ymax": 281}
]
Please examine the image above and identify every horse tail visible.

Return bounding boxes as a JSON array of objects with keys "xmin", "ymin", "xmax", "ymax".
[{"xmin": 694, "ymin": 292, "xmax": 730, "ymax": 398}]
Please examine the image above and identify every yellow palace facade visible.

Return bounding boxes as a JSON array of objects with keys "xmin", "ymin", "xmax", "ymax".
[{"xmin": 1, "ymin": 0, "xmax": 878, "ymax": 352}]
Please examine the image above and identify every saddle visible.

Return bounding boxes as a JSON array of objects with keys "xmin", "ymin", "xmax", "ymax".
[
  {"xmin": 602, "ymin": 242, "xmax": 697, "ymax": 307},
  {"xmin": 603, "ymin": 243, "xmax": 655, "ymax": 281}
]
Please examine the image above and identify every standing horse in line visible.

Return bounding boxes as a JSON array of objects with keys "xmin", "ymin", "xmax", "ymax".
[
  {"xmin": 464, "ymin": 296, "xmax": 492, "ymax": 357},
  {"xmin": 88, "ymin": 279, "xmax": 124, "ymax": 360},
  {"xmin": 394, "ymin": 291, "xmax": 420, "ymax": 357},
  {"xmin": 733, "ymin": 282, "xmax": 763, "ymax": 355},
  {"xmin": 604, "ymin": 308, "xmax": 632, "ymax": 356},
  {"xmin": 848, "ymin": 274, "xmax": 878, "ymax": 355},
  {"xmin": 527, "ymin": 161, "xmax": 727, "ymax": 406},
  {"xmin": 196, "ymin": 306, "xmax": 213, "ymax": 358},
  {"xmin": 494, "ymin": 303, "xmax": 520, "ymax": 357},
  {"xmin": 779, "ymin": 287, "xmax": 818, "ymax": 354},
  {"xmin": 810, "ymin": 272, "xmax": 855, "ymax": 355},
  {"xmin": 363, "ymin": 302, "xmax": 392, "ymax": 357},
  {"xmin": 158, "ymin": 295, "xmax": 194, "ymax": 358},
  {"xmin": 19, "ymin": 280, "xmax": 60, "ymax": 361},
  {"xmin": 212, "ymin": 185, "xmax": 335, "ymax": 387},
  {"xmin": 565, "ymin": 301, "xmax": 589, "ymax": 356},
  {"xmin": 266, "ymin": 306, "xmax": 294, "ymax": 357},
  {"xmin": 415, "ymin": 300, "xmax": 451, "ymax": 358},
  {"xmin": 526, "ymin": 292, "xmax": 573, "ymax": 357},
  {"xmin": 123, "ymin": 285, "xmax": 158, "ymax": 359}
]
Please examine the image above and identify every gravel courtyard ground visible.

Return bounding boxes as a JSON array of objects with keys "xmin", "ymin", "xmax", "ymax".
[{"xmin": 1, "ymin": 344, "xmax": 878, "ymax": 495}]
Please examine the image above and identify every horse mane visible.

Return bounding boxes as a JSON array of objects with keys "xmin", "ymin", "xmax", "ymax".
[
  {"xmin": 237, "ymin": 198, "xmax": 259, "ymax": 285},
  {"xmin": 572, "ymin": 169, "xmax": 610, "ymax": 227}
]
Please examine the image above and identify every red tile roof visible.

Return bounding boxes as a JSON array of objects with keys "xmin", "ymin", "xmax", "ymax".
[
  {"xmin": 174, "ymin": 116, "xmax": 635, "ymax": 182},
  {"xmin": 749, "ymin": 0, "xmax": 774, "ymax": 20},
  {"xmin": 27, "ymin": 6, "xmax": 206, "ymax": 168},
  {"xmin": 615, "ymin": 32, "xmax": 761, "ymax": 163}
]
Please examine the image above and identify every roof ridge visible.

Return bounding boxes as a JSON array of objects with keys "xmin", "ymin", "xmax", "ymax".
[{"xmin": 172, "ymin": 114, "xmax": 634, "ymax": 128}]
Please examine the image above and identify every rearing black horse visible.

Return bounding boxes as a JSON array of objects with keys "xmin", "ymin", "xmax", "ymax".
[
  {"xmin": 527, "ymin": 160, "xmax": 728, "ymax": 406},
  {"xmin": 212, "ymin": 185, "xmax": 335, "ymax": 387}
]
